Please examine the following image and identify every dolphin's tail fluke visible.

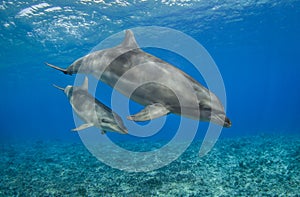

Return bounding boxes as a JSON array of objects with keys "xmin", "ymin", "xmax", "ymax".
[
  {"xmin": 52, "ymin": 84, "xmax": 65, "ymax": 91},
  {"xmin": 45, "ymin": 62, "xmax": 68, "ymax": 74}
]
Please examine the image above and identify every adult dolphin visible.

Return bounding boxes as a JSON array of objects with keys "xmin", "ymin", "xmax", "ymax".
[{"xmin": 46, "ymin": 30, "xmax": 231, "ymax": 128}]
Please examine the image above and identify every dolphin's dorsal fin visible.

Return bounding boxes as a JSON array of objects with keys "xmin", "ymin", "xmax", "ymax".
[
  {"xmin": 81, "ymin": 76, "xmax": 88, "ymax": 91},
  {"xmin": 121, "ymin": 30, "xmax": 139, "ymax": 49}
]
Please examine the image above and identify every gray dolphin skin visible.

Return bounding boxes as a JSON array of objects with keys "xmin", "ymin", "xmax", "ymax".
[
  {"xmin": 47, "ymin": 30, "xmax": 231, "ymax": 128},
  {"xmin": 53, "ymin": 77, "xmax": 128, "ymax": 134}
]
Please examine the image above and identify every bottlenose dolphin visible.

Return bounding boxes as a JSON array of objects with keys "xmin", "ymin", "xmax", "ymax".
[
  {"xmin": 47, "ymin": 30, "xmax": 231, "ymax": 128},
  {"xmin": 53, "ymin": 77, "xmax": 128, "ymax": 134}
]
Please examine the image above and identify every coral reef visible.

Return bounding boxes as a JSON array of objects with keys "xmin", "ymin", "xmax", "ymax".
[{"xmin": 0, "ymin": 134, "xmax": 299, "ymax": 196}]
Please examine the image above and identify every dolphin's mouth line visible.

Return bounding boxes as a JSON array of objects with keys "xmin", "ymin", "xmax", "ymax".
[{"xmin": 209, "ymin": 111, "xmax": 231, "ymax": 128}]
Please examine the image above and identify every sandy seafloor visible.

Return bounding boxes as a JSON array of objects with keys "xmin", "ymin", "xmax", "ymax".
[{"xmin": 1, "ymin": 134, "xmax": 299, "ymax": 196}]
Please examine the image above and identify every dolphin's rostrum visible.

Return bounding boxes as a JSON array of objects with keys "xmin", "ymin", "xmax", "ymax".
[
  {"xmin": 53, "ymin": 77, "xmax": 128, "ymax": 134},
  {"xmin": 47, "ymin": 30, "xmax": 231, "ymax": 128}
]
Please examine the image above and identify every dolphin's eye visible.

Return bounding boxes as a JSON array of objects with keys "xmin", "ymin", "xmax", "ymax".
[
  {"xmin": 199, "ymin": 103, "xmax": 211, "ymax": 111},
  {"xmin": 101, "ymin": 119, "xmax": 111, "ymax": 123}
]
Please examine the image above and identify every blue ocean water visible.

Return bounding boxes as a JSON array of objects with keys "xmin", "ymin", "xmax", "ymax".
[{"xmin": 0, "ymin": 0, "xmax": 300, "ymax": 195}]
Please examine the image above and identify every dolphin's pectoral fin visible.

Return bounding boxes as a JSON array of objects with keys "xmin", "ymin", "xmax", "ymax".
[
  {"xmin": 127, "ymin": 103, "xmax": 170, "ymax": 121},
  {"xmin": 71, "ymin": 123, "xmax": 94, "ymax": 131}
]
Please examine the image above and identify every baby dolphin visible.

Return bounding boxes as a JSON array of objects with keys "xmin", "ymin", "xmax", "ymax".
[
  {"xmin": 47, "ymin": 30, "xmax": 231, "ymax": 128},
  {"xmin": 53, "ymin": 77, "xmax": 128, "ymax": 134}
]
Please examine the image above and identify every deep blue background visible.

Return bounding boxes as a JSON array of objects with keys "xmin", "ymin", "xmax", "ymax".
[{"xmin": 0, "ymin": 1, "xmax": 299, "ymax": 143}]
